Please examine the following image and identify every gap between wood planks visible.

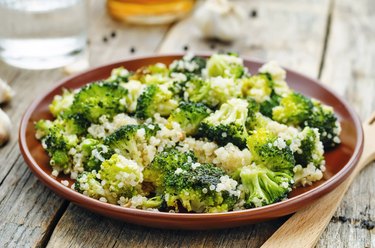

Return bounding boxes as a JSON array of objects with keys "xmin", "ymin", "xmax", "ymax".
[
  {"xmin": 37, "ymin": 201, "xmax": 70, "ymax": 248},
  {"xmin": 318, "ymin": 0, "xmax": 335, "ymax": 79}
]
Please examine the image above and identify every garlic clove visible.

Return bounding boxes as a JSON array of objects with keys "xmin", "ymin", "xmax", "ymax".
[
  {"xmin": 0, "ymin": 78, "xmax": 15, "ymax": 104},
  {"xmin": 193, "ymin": 0, "xmax": 246, "ymax": 42},
  {"xmin": 0, "ymin": 108, "xmax": 11, "ymax": 147}
]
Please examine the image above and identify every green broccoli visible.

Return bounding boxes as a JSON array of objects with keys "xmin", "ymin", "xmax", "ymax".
[
  {"xmin": 206, "ymin": 53, "xmax": 245, "ymax": 78},
  {"xmin": 143, "ymin": 148, "xmax": 197, "ymax": 190},
  {"xmin": 79, "ymin": 138, "xmax": 113, "ymax": 172},
  {"xmin": 272, "ymin": 92, "xmax": 313, "ymax": 126},
  {"xmin": 135, "ymin": 84, "xmax": 178, "ymax": 119},
  {"xmin": 293, "ymin": 127, "xmax": 325, "ymax": 168},
  {"xmin": 245, "ymin": 97, "xmax": 261, "ymax": 131},
  {"xmin": 75, "ymin": 154, "xmax": 144, "ymax": 203},
  {"xmin": 99, "ymin": 154, "xmax": 143, "ymax": 197},
  {"xmin": 169, "ymin": 55, "xmax": 206, "ymax": 75},
  {"xmin": 104, "ymin": 124, "xmax": 159, "ymax": 165},
  {"xmin": 168, "ymin": 102, "xmax": 211, "ymax": 135},
  {"xmin": 49, "ymin": 89, "xmax": 75, "ymax": 117},
  {"xmin": 70, "ymin": 81, "xmax": 128, "ymax": 123},
  {"xmin": 119, "ymin": 80, "xmax": 146, "ymax": 113},
  {"xmin": 106, "ymin": 67, "xmax": 131, "ymax": 84},
  {"xmin": 303, "ymin": 100, "xmax": 341, "ymax": 149},
  {"xmin": 259, "ymin": 92, "xmax": 281, "ymax": 118},
  {"xmin": 75, "ymin": 172, "xmax": 105, "ymax": 198},
  {"xmin": 247, "ymin": 128, "xmax": 295, "ymax": 175},
  {"xmin": 131, "ymin": 63, "xmax": 169, "ymax": 85},
  {"xmin": 165, "ymin": 162, "xmax": 239, "ymax": 213},
  {"xmin": 240, "ymin": 74, "xmax": 273, "ymax": 103},
  {"xmin": 198, "ymin": 98, "xmax": 249, "ymax": 148},
  {"xmin": 41, "ymin": 125, "xmax": 78, "ymax": 170},
  {"xmin": 240, "ymin": 164, "xmax": 292, "ymax": 208}
]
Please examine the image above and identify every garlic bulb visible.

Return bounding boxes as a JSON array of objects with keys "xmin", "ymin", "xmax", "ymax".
[
  {"xmin": 193, "ymin": 0, "xmax": 246, "ymax": 42},
  {"xmin": 0, "ymin": 78, "xmax": 14, "ymax": 104},
  {"xmin": 0, "ymin": 108, "xmax": 11, "ymax": 146}
]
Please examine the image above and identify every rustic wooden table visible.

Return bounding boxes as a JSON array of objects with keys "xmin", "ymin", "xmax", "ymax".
[{"xmin": 1, "ymin": 0, "xmax": 374, "ymax": 247}]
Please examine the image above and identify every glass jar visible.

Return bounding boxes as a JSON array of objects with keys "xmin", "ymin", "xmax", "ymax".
[{"xmin": 107, "ymin": 0, "xmax": 195, "ymax": 25}]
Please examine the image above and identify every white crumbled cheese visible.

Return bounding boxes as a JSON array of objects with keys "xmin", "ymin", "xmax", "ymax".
[
  {"xmin": 209, "ymin": 185, "xmax": 216, "ymax": 191},
  {"xmin": 191, "ymin": 162, "xmax": 201, "ymax": 170},
  {"xmin": 215, "ymin": 175, "xmax": 240, "ymax": 197},
  {"xmin": 202, "ymin": 188, "xmax": 208, "ymax": 194},
  {"xmin": 61, "ymin": 180, "xmax": 69, "ymax": 186},
  {"xmin": 293, "ymin": 163, "xmax": 323, "ymax": 186},
  {"xmin": 99, "ymin": 197, "xmax": 108, "ymax": 203},
  {"xmin": 175, "ymin": 168, "xmax": 184, "ymax": 175},
  {"xmin": 51, "ymin": 170, "xmax": 59, "ymax": 177},
  {"xmin": 258, "ymin": 61, "xmax": 286, "ymax": 81}
]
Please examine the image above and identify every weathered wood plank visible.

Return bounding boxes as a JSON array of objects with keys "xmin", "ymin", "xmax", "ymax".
[
  {"xmin": 0, "ymin": 1, "xmax": 169, "ymax": 247},
  {"xmin": 316, "ymin": 0, "xmax": 375, "ymax": 246},
  {"xmin": 159, "ymin": 0, "xmax": 330, "ymax": 77},
  {"xmin": 46, "ymin": 0, "xmax": 331, "ymax": 247},
  {"xmin": 46, "ymin": 204, "xmax": 286, "ymax": 248}
]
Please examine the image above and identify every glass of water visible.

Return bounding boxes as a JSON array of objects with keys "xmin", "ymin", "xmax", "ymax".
[{"xmin": 0, "ymin": 0, "xmax": 88, "ymax": 70}]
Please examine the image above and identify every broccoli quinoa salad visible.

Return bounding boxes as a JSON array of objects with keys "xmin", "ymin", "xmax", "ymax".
[{"xmin": 35, "ymin": 53, "xmax": 341, "ymax": 213}]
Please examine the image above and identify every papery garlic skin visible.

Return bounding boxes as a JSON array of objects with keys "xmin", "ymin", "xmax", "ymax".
[
  {"xmin": 193, "ymin": 0, "xmax": 246, "ymax": 42},
  {"xmin": 0, "ymin": 78, "xmax": 14, "ymax": 104},
  {"xmin": 0, "ymin": 108, "xmax": 11, "ymax": 146}
]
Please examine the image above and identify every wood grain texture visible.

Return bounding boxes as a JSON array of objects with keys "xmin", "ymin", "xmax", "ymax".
[
  {"xmin": 0, "ymin": 66, "xmax": 69, "ymax": 247},
  {"xmin": 159, "ymin": 0, "xmax": 330, "ymax": 77},
  {"xmin": 316, "ymin": 0, "xmax": 375, "ymax": 246},
  {"xmin": 46, "ymin": 204, "xmax": 286, "ymax": 248}
]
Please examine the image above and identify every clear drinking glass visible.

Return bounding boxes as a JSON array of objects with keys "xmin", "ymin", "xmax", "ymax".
[{"xmin": 0, "ymin": 0, "xmax": 88, "ymax": 70}]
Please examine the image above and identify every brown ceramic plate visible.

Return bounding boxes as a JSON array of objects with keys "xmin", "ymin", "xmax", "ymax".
[{"xmin": 19, "ymin": 54, "xmax": 363, "ymax": 230}]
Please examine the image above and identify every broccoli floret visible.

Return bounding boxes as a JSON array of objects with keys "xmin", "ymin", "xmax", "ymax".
[
  {"xmin": 70, "ymin": 81, "xmax": 128, "ymax": 123},
  {"xmin": 245, "ymin": 97, "xmax": 260, "ymax": 131},
  {"xmin": 106, "ymin": 67, "xmax": 131, "ymax": 84},
  {"xmin": 143, "ymin": 148, "xmax": 197, "ymax": 189},
  {"xmin": 35, "ymin": 119, "xmax": 54, "ymax": 139},
  {"xmin": 165, "ymin": 163, "xmax": 239, "ymax": 213},
  {"xmin": 104, "ymin": 124, "xmax": 159, "ymax": 165},
  {"xmin": 293, "ymin": 127, "xmax": 324, "ymax": 168},
  {"xmin": 99, "ymin": 154, "xmax": 143, "ymax": 197},
  {"xmin": 49, "ymin": 89, "xmax": 75, "ymax": 117},
  {"xmin": 135, "ymin": 84, "xmax": 178, "ymax": 119},
  {"xmin": 247, "ymin": 128, "xmax": 295, "ymax": 175},
  {"xmin": 198, "ymin": 98, "xmax": 249, "ymax": 148},
  {"xmin": 168, "ymin": 102, "xmax": 211, "ymax": 135},
  {"xmin": 259, "ymin": 92, "xmax": 281, "ymax": 118},
  {"xmin": 169, "ymin": 55, "xmax": 206, "ymax": 74},
  {"xmin": 240, "ymin": 164, "xmax": 292, "ymax": 208},
  {"xmin": 303, "ymin": 100, "xmax": 341, "ymax": 149},
  {"xmin": 206, "ymin": 53, "xmax": 245, "ymax": 78},
  {"xmin": 42, "ymin": 126, "xmax": 78, "ymax": 169},
  {"xmin": 131, "ymin": 63, "xmax": 169, "ymax": 85},
  {"xmin": 272, "ymin": 92, "xmax": 313, "ymax": 126},
  {"xmin": 61, "ymin": 113, "xmax": 91, "ymax": 135},
  {"xmin": 74, "ymin": 154, "xmax": 144, "ymax": 203},
  {"xmin": 240, "ymin": 74, "xmax": 273, "ymax": 103},
  {"xmin": 79, "ymin": 138, "xmax": 113, "ymax": 172},
  {"xmin": 119, "ymin": 80, "xmax": 146, "ymax": 113},
  {"xmin": 75, "ymin": 171, "xmax": 104, "ymax": 197}
]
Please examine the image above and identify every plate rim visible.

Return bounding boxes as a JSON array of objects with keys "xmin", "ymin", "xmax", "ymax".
[{"xmin": 18, "ymin": 54, "xmax": 364, "ymax": 226}]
